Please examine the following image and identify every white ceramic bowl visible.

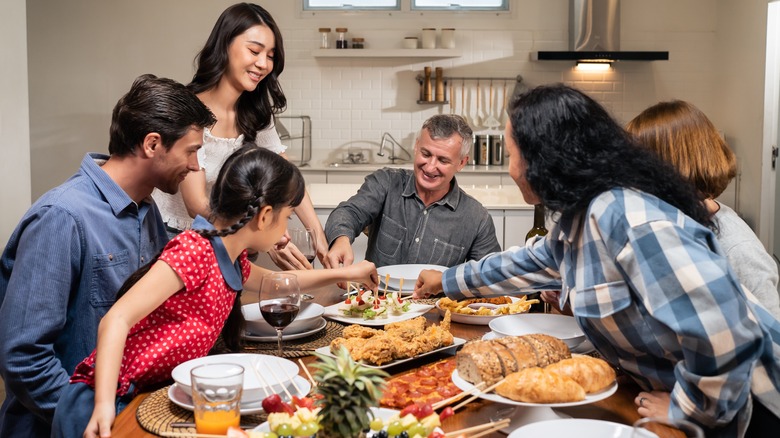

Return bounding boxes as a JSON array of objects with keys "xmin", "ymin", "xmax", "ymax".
[
  {"xmin": 377, "ymin": 264, "xmax": 447, "ymax": 290},
  {"xmin": 508, "ymin": 419, "xmax": 634, "ymax": 438},
  {"xmin": 242, "ymin": 302, "xmax": 324, "ymax": 337},
  {"xmin": 171, "ymin": 354, "xmax": 298, "ymax": 403},
  {"xmin": 488, "ymin": 313, "xmax": 586, "ymax": 349}
]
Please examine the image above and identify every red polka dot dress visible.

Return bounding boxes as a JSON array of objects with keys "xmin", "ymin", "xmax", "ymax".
[{"xmin": 70, "ymin": 227, "xmax": 250, "ymax": 396}]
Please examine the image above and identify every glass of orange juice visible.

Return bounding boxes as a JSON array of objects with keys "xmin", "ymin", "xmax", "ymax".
[{"xmin": 190, "ymin": 363, "xmax": 244, "ymax": 434}]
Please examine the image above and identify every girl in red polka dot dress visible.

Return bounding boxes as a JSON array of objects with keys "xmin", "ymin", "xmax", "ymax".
[{"xmin": 52, "ymin": 146, "xmax": 379, "ymax": 438}]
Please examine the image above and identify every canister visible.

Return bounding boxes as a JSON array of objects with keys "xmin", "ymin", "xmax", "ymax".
[
  {"xmin": 421, "ymin": 28, "xmax": 436, "ymax": 49},
  {"xmin": 475, "ymin": 134, "xmax": 490, "ymax": 165},
  {"xmin": 490, "ymin": 135, "xmax": 504, "ymax": 165},
  {"xmin": 441, "ymin": 28, "xmax": 456, "ymax": 49}
]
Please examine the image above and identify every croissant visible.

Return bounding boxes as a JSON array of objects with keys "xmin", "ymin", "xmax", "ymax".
[
  {"xmin": 496, "ymin": 367, "xmax": 585, "ymax": 403},
  {"xmin": 545, "ymin": 355, "xmax": 616, "ymax": 393}
]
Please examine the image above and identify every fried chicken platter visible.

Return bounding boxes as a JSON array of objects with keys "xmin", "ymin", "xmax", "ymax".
[{"xmin": 329, "ymin": 310, "xmax": 456, "ymax": 366}]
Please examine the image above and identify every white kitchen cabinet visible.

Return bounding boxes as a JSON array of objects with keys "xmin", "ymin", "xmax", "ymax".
[
  {"xmin": 299, "ymin": 169, "xmax": 327, "ymax": 184},
  {"xmin": 502, "ymin": 209, "xmax": 535, "ymax": 249},
  {"xmin": 456, "ymin": 173, "xmax": 503, "ymax": 186},
  {"xmin": 326, "ymin": 171, "xmax": 371, "ymax": 185}
]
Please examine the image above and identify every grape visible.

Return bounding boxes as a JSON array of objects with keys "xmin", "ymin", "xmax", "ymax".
[
  {"xmin": 407, "ymin": 423, "xmax": 427, "ymax": 437},
  {"xmin": 386, "ymin": 420, "xmax": 404, "ymax": 436},
  {"xmin": 370, "ymin": 418, "xmax": 385, "ymax": 431},
  {"xmin": 295, "ymin": 422, "xmax": 319, "ymax": 436},
  {"xmin": 275, "ymin": 424, "xmax": 294, "ymax": 436}
]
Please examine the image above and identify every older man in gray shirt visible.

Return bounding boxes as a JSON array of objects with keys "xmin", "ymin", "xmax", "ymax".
[{"xmin": 324, "ymin": 114, "xmax": 501, "ymax": 269}]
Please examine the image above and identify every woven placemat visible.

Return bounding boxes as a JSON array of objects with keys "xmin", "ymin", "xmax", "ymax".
[
  {"xmin": 212, "ymin": 320, "xmax": 345, "ymax": 358},
  {"xmin": 136, "ymin": 385, "xmax": 267, "ymax": 435}
]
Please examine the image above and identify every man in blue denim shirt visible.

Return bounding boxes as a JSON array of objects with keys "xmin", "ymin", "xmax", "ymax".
[
  {"xmin": 324, "ymin": 114, "xmax": 500, "ymax": 269},
  {"xmin": 0, "ymin": 74, "xmax": 215, "ymax": 437}
]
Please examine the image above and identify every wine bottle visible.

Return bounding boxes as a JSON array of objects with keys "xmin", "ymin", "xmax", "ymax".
[{"xmin": 525, "ymin": 204, "xmax": 548, "ymax": 313}]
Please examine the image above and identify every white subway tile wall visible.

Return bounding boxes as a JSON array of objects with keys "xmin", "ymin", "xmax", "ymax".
[{"xmin": 267, "ymin": 1, "xmax": 716, "ymax": 165}]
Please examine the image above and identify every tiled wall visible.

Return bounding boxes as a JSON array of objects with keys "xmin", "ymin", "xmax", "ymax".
[{"xmin": 267, "ymin": 0, "xmax": 717, "ymax": 165}]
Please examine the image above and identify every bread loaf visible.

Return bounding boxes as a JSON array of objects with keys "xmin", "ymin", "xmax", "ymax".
[
  {"xmin": 545, "ymin": 355, "xmax": 616, "ymax": 393},
  {"xmin": 496, "ymin": 367, "xmax": 585, "ymax": 403},
  {"xmin": 456, "ymin": 334, "xmax": 571, "ymax": 385}
]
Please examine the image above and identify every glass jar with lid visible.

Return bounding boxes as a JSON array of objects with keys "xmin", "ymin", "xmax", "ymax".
[
  {"xmin": 335, "ymin": 27, "xmax": 348, "ymax": 49},
  {"xmin": 318, "ymin": 27, "xmax": 331, "ymax": 49},
  {"xmin": 351, "ymin": 37, "xmax": 364, "ymax": 49}
]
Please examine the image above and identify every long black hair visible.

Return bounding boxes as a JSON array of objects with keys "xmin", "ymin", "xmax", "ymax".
[
  {"xmin": 508, "ymin": 84, "xmax": 711, "ymax": 226},
  {"xmin": 116, "ymin": 146, "xmax": 305, "ymax": 350},
  {"xmin": 188, "ymin": 3, "xmax": 286, "ymax": 142}
]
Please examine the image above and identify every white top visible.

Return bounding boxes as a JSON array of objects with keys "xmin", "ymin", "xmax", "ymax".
[
  {"xmin": 713, "ymin": 202, "xmax": 780, "ymax": 319},
  {"xmin": 152, "ymin": 123, "xmax": 286, "ymax": 231}
]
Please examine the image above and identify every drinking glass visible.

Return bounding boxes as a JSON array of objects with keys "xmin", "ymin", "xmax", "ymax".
[
  {"xmin": 190, "ymin": 363, "xmax": 244, "ymax": 434},
  {"xmin": 289, "ymin": 227, "xmax": 317, "ymax": 265},
  {"xmin": 259, "ymin": 272, "xmax": 301, "ymax": 355},
  {"xmin": 632, "ymin": 417, "xmax": 704, "ymax": 438}
]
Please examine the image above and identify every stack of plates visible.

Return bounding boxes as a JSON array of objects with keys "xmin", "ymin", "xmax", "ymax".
[
  {"xmin": 168, "ymin": 353, "xmax": 310, "ymax": 414},
  {"xmin": 241, "ymin": 302, "xmax": 326, "ymax": 341}
]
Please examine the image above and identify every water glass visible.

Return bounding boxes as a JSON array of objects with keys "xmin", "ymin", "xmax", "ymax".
[
  {"xmin": 190, "ymin": 363, "xmax": 244, "ymax": 434},
  {"xmin": 632, "ymin": 417, "xmax": 704, "ymax": 438}
]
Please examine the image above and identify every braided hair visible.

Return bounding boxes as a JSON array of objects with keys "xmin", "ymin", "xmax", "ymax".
[
  {"xmin": 196, "ymin": 145, "xmax": 305, "ymax": 349},
  {"xmin": 115, "ymin": 145, "xmax": 305, "ymax": 351}
]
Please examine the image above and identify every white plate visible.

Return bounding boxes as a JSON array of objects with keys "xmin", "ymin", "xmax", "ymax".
[
  {"xmin": 171, "ymin": 354, "xmax": 299, "ymax": 403},
  {"xmin": 168, "ymin": 377, "xmax": 311, "ymax": 415},
  {"xmin": 314, "ymin": 337, "xmax": 466, "ymax": 369},
  {"xmin": 435, "ymin": 297, "xmax": 523, "ymax": 325},
  {"xmin": 489, "ymin": 313, "xmax": 586, "ymax": 349},
  {"xmin": 242, "ymin": 318, "xmax": 327, "ymax": 342},
  {"xmin": 451, "ymin": 369, "xmax": 617, "ymax": 407},
  {"xmin": 323, "ymin": 302, "xmax": 434, "ymax": 326},
  {"xmin": 481, "ymin": 331, "xmax": 596, "ymax": 355},
  {"xmin": 253, "ymin": 407, "xmax": 399, "ymax": 435},
  {"xmin": 508, "ymin": 419, "xmax": 635, "ymax": 438},
  {"xmin": 377, "ymin": 264, "xmax": 447, "ymax": 290},
  {"xmin": 243, "ymin": 302, "xmax": 325, "ymax": 337}
]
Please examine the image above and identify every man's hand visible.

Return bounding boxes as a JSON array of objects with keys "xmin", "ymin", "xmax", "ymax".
[
  {"xmin": 341, "ymin": 260, "xmax": 379, "ymax": 291},
  {"xmin": 323, "ymin": 236, "xmax": 354, "ymax": 269},
  {"xmin": 268, "ymin": 242, "xmax": 312, "ymax": 270},
  {"xmin": 413, "ymin": 269, "xmax": 444, "ymax": 298}
]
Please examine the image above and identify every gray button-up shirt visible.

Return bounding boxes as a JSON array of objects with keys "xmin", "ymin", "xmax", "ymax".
[{"xmin": 325, "ymin": 168, "xmax": 501, "ymax": 267}]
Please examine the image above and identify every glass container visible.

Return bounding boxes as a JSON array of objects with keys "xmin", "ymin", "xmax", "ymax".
[
  {"xmin": 318, "ymin": 27, "xmax": 331, "ymax": 49},
  {"xmin": 335, "ymin": 27, "xmax": 348, "ymax": 49}
]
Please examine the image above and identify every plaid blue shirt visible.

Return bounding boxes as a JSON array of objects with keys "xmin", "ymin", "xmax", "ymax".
[{"xmin": 443, "ymin": 188, "xmax": 780, "ymax": 437}]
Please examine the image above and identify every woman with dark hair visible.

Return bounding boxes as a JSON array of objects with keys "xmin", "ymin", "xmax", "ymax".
[
  {"xmin": 52, "ymin": 147, "xmax": 378, "ymax": 438},
  {"xmin": 414, "ymin": 84, "xmax": 780, "ymax": 437},
  {"xmin": 152, "ymin": 3, "xmax": 328, "ymax": 269}
]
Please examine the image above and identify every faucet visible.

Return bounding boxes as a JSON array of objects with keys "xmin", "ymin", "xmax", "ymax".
[{"xmin": 377, "ymin": 132, "xmax": 413, "ymax": 164}]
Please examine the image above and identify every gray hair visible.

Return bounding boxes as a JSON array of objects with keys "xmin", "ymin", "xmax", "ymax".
[{"xmin": 415, "ymin": 114, "xmax": 473, "ymax": 158}]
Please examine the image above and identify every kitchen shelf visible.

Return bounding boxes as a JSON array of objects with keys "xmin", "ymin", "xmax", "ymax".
[
  {"xmin": 312, "ymin": 48, "xmax": 462, "ymax": 58},
  {"xmin": 416, "ymin": 100, "xmax": 449, "ymax": 105}
]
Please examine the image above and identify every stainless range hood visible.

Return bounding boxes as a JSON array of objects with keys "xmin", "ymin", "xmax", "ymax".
[{"xmin": 534, "ymin": 0, "xmax": 668, "ymax": 63}]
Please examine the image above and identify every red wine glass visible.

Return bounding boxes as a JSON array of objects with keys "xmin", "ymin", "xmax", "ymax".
[
  {"xmin": 259, "ymin": 273, "xmax": 301, "ymax": 355},
  {"xmin": 290, "ymin": 227, "xmax": 317, "ymax": 266}
]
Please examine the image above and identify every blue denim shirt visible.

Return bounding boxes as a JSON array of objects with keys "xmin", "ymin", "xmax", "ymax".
[
  {"xmin": 325, "ymin": 168, "xmax": 501, "ymax": 267},
  {"xmin": 0, "ymin": 153, "xmax": 168, "ymax": 437}
]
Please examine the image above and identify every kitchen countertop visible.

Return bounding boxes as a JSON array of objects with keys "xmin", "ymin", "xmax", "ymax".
[
  {"xmin": 301, "ymin": 161, "xmax": 510, "ymax": 173},
  {"xmin": 308, "ymin": 182, "xmax": 531, "ymax": 210}
]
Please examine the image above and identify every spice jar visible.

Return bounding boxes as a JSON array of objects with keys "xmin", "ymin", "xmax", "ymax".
[
  {"xmin": 318, "ymin": 28, "xmax": 331, "ymax": 49},
  {"xmin": 441, "ymin": 28, "xmax": 455, "ymax": 49},
  {"xmin": 351, "ymin": 37, "xmax": 364, "ymax": 49},
  {"xmin": 403, "ymin": 36, "xmax": 418, "ymax": 49},
  {"xmin": 421, "ymin": 28, "xmax": 436, "ymax": 49},
  {"xmin": 335, "ymin": 27, "xmax": 348, "ymax": 49}
]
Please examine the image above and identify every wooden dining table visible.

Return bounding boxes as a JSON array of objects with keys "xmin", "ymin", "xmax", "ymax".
[{"xmin": 110, "ymin": 284, "xmax": 666, "ymax": 438}]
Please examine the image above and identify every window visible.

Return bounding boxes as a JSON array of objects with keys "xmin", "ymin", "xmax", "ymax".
[
  {"xmin": 411, "ymin": 0, "xmax": 508, "ymax": 10},
  {"xmin": 304, "ymin": 0, "xmax": 400, "ymax": 10}
]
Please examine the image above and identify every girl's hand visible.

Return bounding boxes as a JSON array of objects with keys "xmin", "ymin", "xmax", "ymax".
[
  {"xmin": 84, "ymin": 402, "xmax": 116, "ymax": 438},
  {"xmin": 413, "ymin": 270, "xmax": 444, "ymax": 298},
  {"xmin": 635, "ymin": 390, "xmax": 671, "ymax": 419},
  {"xmin": 346, "ymin": 260, "xmax": 378, "ymax": 291}
]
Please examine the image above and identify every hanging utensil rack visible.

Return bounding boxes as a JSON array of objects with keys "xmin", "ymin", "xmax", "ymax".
[{"xmin": 415, "ymin": 74, "xmax": 524, "ymax": 105}]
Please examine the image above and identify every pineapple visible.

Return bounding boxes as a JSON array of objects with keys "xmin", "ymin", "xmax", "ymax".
[{"xmin": 313, "ymin": 346, "xmax": 388, "ymax": 437}]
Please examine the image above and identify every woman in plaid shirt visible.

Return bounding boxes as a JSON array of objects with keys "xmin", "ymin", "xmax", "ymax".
[{"xmin": 415, "ymin": 84, "xmax": 780, "ymax": 437}]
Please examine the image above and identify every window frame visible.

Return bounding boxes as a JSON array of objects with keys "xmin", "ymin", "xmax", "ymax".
[
  {"xmin": 410, "ymin": 0, "xmax": 508, "ymax": 11},
  {"xmin": 303, "ymin": 0, "xmax": 401, "ymax": 11}
]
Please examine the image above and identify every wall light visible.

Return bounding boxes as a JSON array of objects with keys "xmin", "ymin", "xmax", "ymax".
[{"xmin": 576, "ymin": 61, "xmax": 612, "ymax": 71}]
